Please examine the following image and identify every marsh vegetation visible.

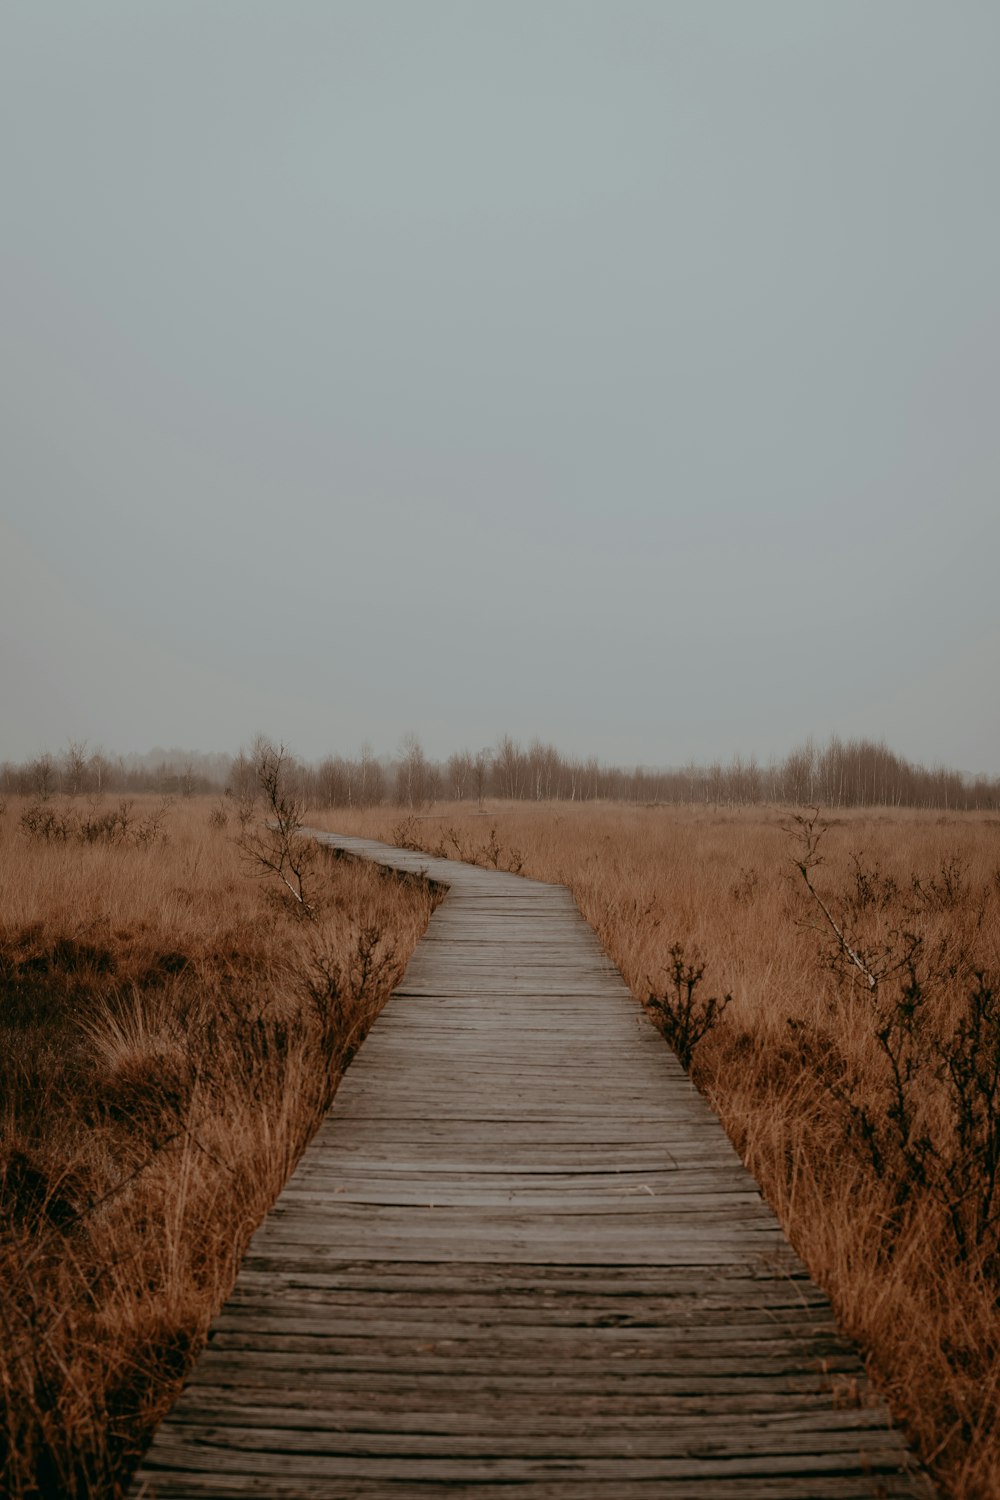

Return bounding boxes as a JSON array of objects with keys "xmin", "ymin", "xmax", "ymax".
[
  {"xmin": 319, "ymin": 799, "xmax": 1000, "ymax": 1500},
  {"xmin": 0, "ymin": 791, "xmax": 435, "ymax": 1497},
  {"xmin": 2, "ymin": 770, "xmax": 999, "ymax": 1497}
]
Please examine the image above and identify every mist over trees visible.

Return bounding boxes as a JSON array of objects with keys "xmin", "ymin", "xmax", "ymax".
[
  {"xmin": 2, "ymin": 736, "xmax": 998, "ymax": 813},
  {"xmin": 0, "ymin": 744, "xmax": 233, "ymax": 801}
]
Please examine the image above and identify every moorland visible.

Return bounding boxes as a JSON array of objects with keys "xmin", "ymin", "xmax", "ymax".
[
  {"xmin": 318, "ymin": 797, "xmax": 1000, "ymax": 1500},
  {"xmin": 1, "ymin": 742, "xmax": 998, "ymax": 1497}
]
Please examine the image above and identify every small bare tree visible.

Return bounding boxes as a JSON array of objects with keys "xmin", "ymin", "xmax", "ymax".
[
  {"xmin": 447, "ymin": 750, "xmax": 473, "ymax": 802},
  {"xmin": 396, "ymin": 733, "xmax": 432, "ymax": 808},
  {"xmin": 236, "ymin": 737, "xmax": 317, "ymax": 917},
  {"xmin": 472, "ymin": 748, "xmax": 492, "ymax": 809},
  {"xmin": 357, "ymin": 741, "xmax": 384, "ymax": 808},
  {"xmin": 29, "ymin": 754, "xmax": 56, "ymax": 801},
  {"xmin": 64, "ymin": 739, "xmax": 90, "ymax": 796},
  {"xmin": 89, "ymin": 747, "xmax": 111, "ymax": 795},
  {"xmin": 784, "ymin": 807, "xmax": 920, "ymax": 996}
]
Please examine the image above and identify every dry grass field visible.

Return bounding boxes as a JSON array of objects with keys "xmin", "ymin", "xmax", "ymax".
[
  {"xmin": 4, "ymin": 789, "xmax": 999, "ymax": 1497},
  {"xmin": 0, "ymin": 794, "xmax": 436, "ymax": 1498},
  {"xmin": 313, "ymin": 800, "xmax": 1000, "ymax": 1500}
]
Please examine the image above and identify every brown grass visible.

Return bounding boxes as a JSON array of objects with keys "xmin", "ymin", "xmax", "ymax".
[
  {"xmin": 0, "ymin": 795, "xmax": 436, "ymax": 1498},
  {"xmin": 312, "ymin": 799, "xmax": 1000, "ymax": 1500}
]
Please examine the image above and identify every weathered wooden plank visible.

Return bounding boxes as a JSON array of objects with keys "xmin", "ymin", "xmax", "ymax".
[
  {"xmin": 217, "ymin": 1308, "xmax": 842, "ymax": 1339},
  {"xmin": 146, "ymin": 1400, "xmax": 885, "ymax": 1438},
  {"xmin": 144, "ymin": 1421, "xmax": 915, "ymax": 1462},
  {"xmin": 225, "ymin": 1279, "xmax": 833, "ymax": 1310},
  {"xmin": 138, "ymin": 1359, "xmax": 879, "ymax": 1397},
  {"xmin": 138, "ymin": 1439, "xmax": 926, "ymax": 1483},
  {"xmin": 132, "ymin": 831, "xmax": 932, "ymax": 1499},
  {"xmin": 286, "ymin": 1171, "xmax": 756, "ymax": 1193},
  {"xmin": 132, "ymin": 1475, "xmax": 926, "ymax": 1499}
]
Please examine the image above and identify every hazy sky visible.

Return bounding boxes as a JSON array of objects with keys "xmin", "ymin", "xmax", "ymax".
[{"xmin": 2, "ymin": 2, "xmax": 998, "ymax": 771}]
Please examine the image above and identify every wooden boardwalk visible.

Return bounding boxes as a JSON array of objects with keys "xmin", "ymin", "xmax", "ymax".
[{"xmin": 133, "ymin": 832, "xmax": 933, "ymax": 1498}]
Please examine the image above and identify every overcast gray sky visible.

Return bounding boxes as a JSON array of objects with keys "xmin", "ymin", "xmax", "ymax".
[{"xmin": 2, "ymin": 2, "xmax": 998, "ymax": 771}]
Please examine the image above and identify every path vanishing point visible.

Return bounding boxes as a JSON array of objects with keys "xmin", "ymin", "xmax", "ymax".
[{"xmin": 133, "ymin": 831, "xmax": 933, "ymax": 1498}]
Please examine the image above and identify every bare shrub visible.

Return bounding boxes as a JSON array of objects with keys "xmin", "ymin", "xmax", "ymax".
[
  {"xmin": 786, "ymin": 823, "xmax": 1000, "ymax": 1266},
  {"xmin": 235, "ymin": 737, "xmax": 317, "ymax": 916},
  {"xmin": 207, "ymin": 798, "xmax": 228, "ymax": 832},
  {"xmin": 646, "ymin": 942, "xmax": 731, "ymax": 1069},
  {"xmin": 785, "ymin": 807, "xmax": 924, "ymax": 996},
  {"xmin": 390, "ymin": 814, "xmax": 422, "ymax": 850},
  {"xmin": 301, "ymin": 924, "xmax": 400, "ymax": 1067},
  {"xmin": 430, "ymin": 823, "xmax": 524, "ymax": 874},
  {"xmin": 20, "ymin": 801, "xmax": 74, "ymax": 841},
  {"xmin": 19, "ymin": 797, "xmax": 171, "ymax": 849}
]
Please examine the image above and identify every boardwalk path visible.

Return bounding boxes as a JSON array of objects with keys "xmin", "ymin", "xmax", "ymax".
[{"xmin": 134, "ymin": 832, "xmax": 932, "ymax": 1498}]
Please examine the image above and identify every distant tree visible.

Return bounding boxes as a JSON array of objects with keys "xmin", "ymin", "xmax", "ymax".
[
  {"xmin": 447, "ymin": 750, "xmax": 473, "ymax": 802},
  {"xmin": 227, "ymin": 749, "xmax": 256, "ymax": 806},
  {"xmin": 88, "ymin": 747, "xmax": 112, "ymax": 795},
  {"xmin": 29, "ymin": 753, "xmax": 56, "ymax": 800},
  {"xmin": 526, "ymin": 739, "xmax": 560, "ymax": 801},
  {"xmin": 64, "ymin": 739, "xmax": 90, "ymax": 796},
  {"xmin": 316, "ymin": 755, "xmax": 352, "ymax": 807},
  {"xmin": 357, "ymin": 742, "xmax": 385, "ymax": 807},
  {"xmin": 396, "ymin": 734, "xmax": 432, "ymax": 808},
  {"xmin": 581, "ymin": 755, "xmax": 600, "ymax": 802},
  {"xmin": 2, "ymin": 731, "xmax": 997, "ymax": 814},
  {"xmin": 494, "ymin": 735, "xmax": 526, "ymax": 799},
  {"xmin": 472, "ymin": 749, "xmax": 492, "ymax": 808}
]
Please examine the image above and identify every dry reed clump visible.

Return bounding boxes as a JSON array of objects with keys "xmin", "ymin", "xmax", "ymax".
[
  {"xmin": 0, "ymin": 795, "xmax": 436, "ymax": 1499},
  {"xmin": 313, "ymin": 799, "xmax": 1000, "ymax": 1500}
]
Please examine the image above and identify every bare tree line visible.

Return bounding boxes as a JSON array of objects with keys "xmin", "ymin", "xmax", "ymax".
[
  {"xmin": 2, "ymin": 734, "xmax": 998, "ymax": 812},
  {"xmin": 0, "ymin": 742, "xmax": 231, "ymax": 800}
]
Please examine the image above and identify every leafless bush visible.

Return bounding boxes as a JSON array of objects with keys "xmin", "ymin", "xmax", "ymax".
[
  {"xmin": 429, "ymin": 824, "xmax": 523, "ymax": 874},
  {"xmin": 301, "ymin": 925, "xmax": 400, "ymax": 1066},
  {"xmin": 20, "ymin": 802, "xmax": 74, "ymax": 841},
  {"xmin": 842, "ymin": 851, "xmax": 899, "ymax": 916},
  {"xmin": 646, "ymin": 943, "xmax": 731, "ymax": 1069},
  {"xmin": 207, "ymin": 798, "xmax": 228, "ymax": 832},
  {"xmin": 19, "ymin": 798, "xmax": 171, "ymax": 848},
  {"xmin": 390, "ymin": 814, "xmax": 423, "ymax": 850},
  {"xmin": 235, "ymin": 737, "xmax": 317, "ymax": 917},
  {"xmin": 786, "ymin": 811, "xmax": 1000, "ymax": 1267},
  {"xmin": 795, "ymin": 954, "xmax": 1000, "ymax": 1268},
  {"xmin": 483, "ymin": 825, "xmax": 523, "ymax": 873},
  {"xmin": 785, "ymin": 808, "xmax": 925, "ymax": 996},
  {"xmin": 909, "ymin": 854, "xmax": 972, "ymax": 915}
]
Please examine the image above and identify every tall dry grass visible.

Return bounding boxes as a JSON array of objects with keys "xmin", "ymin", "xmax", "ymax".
[
  {"xmin": 0, "ymin": 794, "xmax": 435, "ymax": 1498},
  {"xmin": 314, "ymin": 800, "xmax": 1000, "ymax": 1499}
]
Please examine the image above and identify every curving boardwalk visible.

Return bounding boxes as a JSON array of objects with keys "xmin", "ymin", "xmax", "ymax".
[{"xmin": 133, "ymin": 832, "xmax": 933, "ymax": 1498}]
